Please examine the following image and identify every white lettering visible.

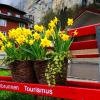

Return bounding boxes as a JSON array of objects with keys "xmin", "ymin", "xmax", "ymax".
[
  {"xmin": 24, "ymin": 86, "xmax": 28, "ymax": 91},
  {"xmin": 0, "ymin": 84, "xmax": 19, "ymax": 90},
  {"xmin": 24, "ymin": 85, "xmax": 53, "ymax": 95},
  {"xmin": 49, "ymin": 90, "xmax": 53, "ymax": 95}
]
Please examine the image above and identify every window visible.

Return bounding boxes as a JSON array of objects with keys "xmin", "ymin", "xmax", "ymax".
[
  {"xmin": 7, "ymin": 12, "xmax": 12, "ymax": 16},
  {"xmin": 28, "ymin": 24, "xmax": 33, "ymax": 29},
  {"xmin": 0, "ymin": 19, "xmax": 7, "ymax": 27},
  {"xmin": 19, "ymin": 23, "xmax": 25, "ymax": 27},
  {"xmin": 15, "ymin": 14, "xmax": 20, "ymax": 18}
]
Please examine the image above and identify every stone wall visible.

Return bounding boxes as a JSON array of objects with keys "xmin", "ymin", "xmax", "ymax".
[{"xmin": 24, "ymin": 0, "xmax": 94, "ymax": 24}]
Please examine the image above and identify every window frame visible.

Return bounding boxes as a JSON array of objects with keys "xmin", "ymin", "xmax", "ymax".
[
  {"xmin": 15, "ymin": 14, "xmax": 20, "ymax": 18},
  {"xmin": 0, "ymin": 19, "xmax": 7, "ymax": 27},
  {"xmin": 19, "ymin": 22, "xmax": 25, "ymax": 28}
]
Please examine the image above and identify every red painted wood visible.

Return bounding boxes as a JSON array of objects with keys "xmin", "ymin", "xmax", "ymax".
[
  {"xmin": 0, "ymin": 81, "xmax": 81, "ymax": 100},
  {"xmin": 0, "ymin": 24, "xmax": 100, "ymax": 99},
  {"xmin": 72, "ymin": 54, "xmax": 99, "ymax": 58},
  {"xmin": 0, "ymin": 81, "xmax": 100, "ymax": 100},
  {"xmin": 68, "ymin": 23, "xmax": 100, "ymax": 37},
  {"xmin": 70, "ymin": 40, "xmax": 97, "ymax": 50},
  {"xmin": 0, "ymin": 76, "xmax": 100, "ymax": 89},
  {"xmin": 0, "ymin": 76, "xmax": 100, "ymax": 99},
  {"xmin": 0, "ymin": 76, "xmax": 12, "ymax": 81},
  {"xmin": 68, "ymin": 80, "xmax": 100, "ymax": 89}
]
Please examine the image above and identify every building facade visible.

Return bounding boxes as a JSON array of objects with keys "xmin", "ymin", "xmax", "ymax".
[{"xmin": 0, "ymin": 4, "xmax": 30, "ymax": 35}]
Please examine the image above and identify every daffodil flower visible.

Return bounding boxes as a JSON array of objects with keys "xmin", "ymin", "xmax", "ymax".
[
  {"xmin": 67, "ymin": 18, "xmax": 73, "ymax": 26},
  {"xmin": 34, "ymin": 24, "xmax": 44, "ymax": 32},
  {"xmin": 40, "ymin": 37, "xmax": 52, "ymax": 47},
  {"xmin": 33, "ymin": 32, "xmax": 41, "ymax": 40},
  {"xmin": 1, "ymin": 46, "xmax": 5, "ymax": 51},
  {"xmin": 16, "ymin": 37, "xmax": 25, "ymax": 44},
  {"xmin": 6, "ymin": 42, "xmax": 12, "ymax": 48},
  {"xmin": 48, "ymin": 20, "xmax": 55, "ymax": 29},
  {"xmin": 53, "ymin": 17, "xmax": 58, "ymax": 25},
  {"xmin": 34, "ymin": 24, "xmax": 39, "ymax": 31},
  {"xmin": 45, "ymin": 29, "xmax": 52, "ymax": 38},
  {"xmin": 29, "ymin": 39, "xmax": 35, "ymax": 45},
  {"xmin": 0, "ymin": 40, "xmax": 3, "ymax": 46},
  {"xmin": 61, "ymin": 34, "xmax": 70, "ymax": 41},
  {"xmin": 39, "ymin": 25, "xmax": 44, "ymax": 32}
]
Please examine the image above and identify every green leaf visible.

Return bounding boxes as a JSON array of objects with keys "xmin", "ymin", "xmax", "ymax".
[{"xmin": 20, "ymin": 47, "xmax": 33, "ymax": 55}]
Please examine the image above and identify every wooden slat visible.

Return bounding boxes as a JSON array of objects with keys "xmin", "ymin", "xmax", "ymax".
[
  {"xmin": 0, "ymin": 80, "xmax": 100, "ymax": 99},
  {"xmin": 0, "ymin": 76, "xmax": 12, "ymax": 81},
  {"xmin": 70, "ymin": 40, "xmax": 97, "ymax": 50},
  {"xmin": 68, "ymin": 23, "xmax": 100, "ymax": 37},
  {"xmin": 71, "ymin": 49, "xmax": 98, "ymax": 55},
  {"xmin": 72, "ymin": 58, "xmax": 99, "ymax": 63},
  {"xmin": 72, "ymin": 54, "xmax": 99, "ymax": 58}
]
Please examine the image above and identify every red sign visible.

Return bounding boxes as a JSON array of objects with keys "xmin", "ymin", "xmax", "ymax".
[
  {"xmin": 0, "ymin": 81, "xmax": 100, "ymax": 100},
  {"xmin": 0, "ymin": 81, "xmax": 79, "ymax": 100}
]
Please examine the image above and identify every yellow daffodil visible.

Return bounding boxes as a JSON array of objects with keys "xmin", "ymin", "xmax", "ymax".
[
  {"xmin": 1, "ymin": 46, "xmax": 5, "ymax": 51},
  {"xmin": 33, "ymin": 32, "xmax": 40, "ymax": 40},
  {"xmin": 8, "ymin": 28, "xmax": 24, "ymax": 39},
  {"xmin": 61, "ymin": 34, "xmax": 70, "ymax": 41},
  {"xmin": 16, "ymin": 27, "xmax": 23, "ymax": 32},
  {"xmin": 1, "ymin": 35, "xmax": 7, "ymax": 41},
  {"xmin": 0, "ymin": 32, "xmax": 7, "ymax": 41},
  {"xmin": 34, "ymin": 24, "xmax": 44, "ymax": 32},
  {"xmin": 67, "ymin": 18, "xmax": 73, "ymax": 26},
  {"xmin": 29, "ymin": 39, "xmax": 35, "ymax": 45},
  {"xmin": 16, "ymin": 37, "xmax": 25, "ymax": 44},
  {"xmin": 25, "ymin": 39, "xmax": 28, "ymax": 44},
  {"xmin": 23, "ymin": 28, "xmax": 32, "ymax": 37},
  {"xmin": 45, "ymin": 29, "xmax": 52, "ymax": 38},
  {"xmin": 50, "ymin": 28, "xmax": 54, "ymax": 33},
  {"xmin": 16, "ymin": 28, "xmax": 23, "ymax": 36},
  {"xmin": 6, "ymin": 42, "xmax": 12, "ymax": 48},
  {"xmin": 53, "ymin": 17, "xmax": 58, "ymax": 24},
  {"xmin": 0, "ymin": 40, "xmax": 3, "ymax": 46},
  {"xmin": 48, "ymin": 20, "xmax": 55, "ymax": 29},
  {"xmin": 39, "ymin": 25, "xmax": 44, "ymax": 32},
  {"xmin": 73, "ymin": 30, "xmax": 78, "ymax": 36},
  {"xmin": 0, "ymin": 32, "xmax": 3, "ymax": 37},
  {"xmin": 34, "ymin": 24, "xmax": 39, "ymax": 31},
  {"xmin": 40, "ymin": 37, "xmax": 52, "ymax": 47},
  {"xmin": 8, "ymin": 29, "xmax": 16, "ymax": 39},
  {"xmin": 59, "ymin": 31, "xmax": 64, "ymax": 38}
]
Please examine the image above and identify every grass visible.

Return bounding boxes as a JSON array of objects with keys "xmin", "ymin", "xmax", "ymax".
[
  {"xmin": 0, "ymin": 69, "xmax": 11, "ymax": 76},
  {"xmin": 0, "ymin": 91, "xmax": 68, "ymax": 100},
  {"xmin": 0, "ymin": 91, "xmax": 36, "ymax": 100}
]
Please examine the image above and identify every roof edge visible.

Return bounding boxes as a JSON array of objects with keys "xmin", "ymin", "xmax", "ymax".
[{"xmin": 0, "ymin": 3, "xmax": 26, "ymax": 14}]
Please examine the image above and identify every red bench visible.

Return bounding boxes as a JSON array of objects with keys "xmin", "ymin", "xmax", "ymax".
[{"xmin": 0, "ymin": 23, "xmax": 100, "ymax": 100}]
